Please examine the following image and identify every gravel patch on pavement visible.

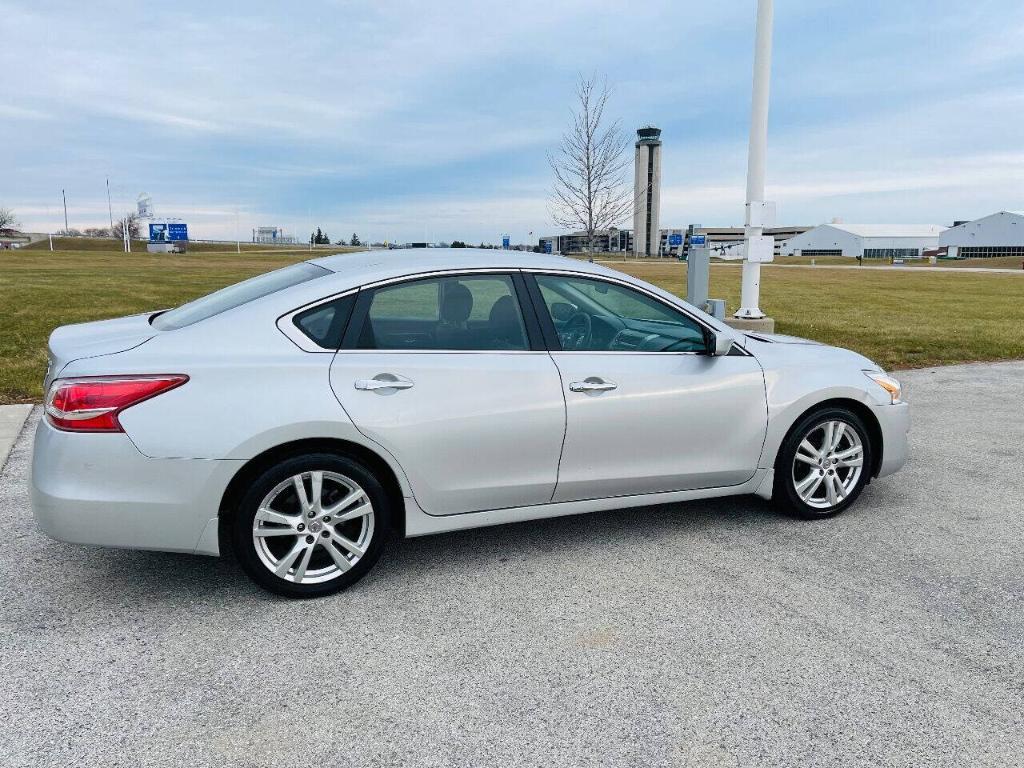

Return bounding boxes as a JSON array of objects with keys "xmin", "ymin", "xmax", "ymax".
[{"xmin": 1, "ymin": 362, "xmax": 1022, "ymax": 767}]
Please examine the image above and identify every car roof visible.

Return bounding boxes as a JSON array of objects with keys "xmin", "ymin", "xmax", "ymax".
[{"xmin": 308, "ymin": 247, "xmax": 615, "ymax": 282}]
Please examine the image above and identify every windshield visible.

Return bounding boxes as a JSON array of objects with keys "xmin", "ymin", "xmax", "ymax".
[{"xmin": 151, "ymin": 262, "xmax": 330, "ymax": 331}]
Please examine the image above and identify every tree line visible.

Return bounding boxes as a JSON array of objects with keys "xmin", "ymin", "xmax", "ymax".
[{"xmin": 311, "ymin": 228, "xmax": 362, "ymax": 246}]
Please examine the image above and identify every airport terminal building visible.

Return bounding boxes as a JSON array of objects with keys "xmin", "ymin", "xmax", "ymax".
[{"xmin": 539, "ymin": 229, "xmax": 633, "ymax": 255}]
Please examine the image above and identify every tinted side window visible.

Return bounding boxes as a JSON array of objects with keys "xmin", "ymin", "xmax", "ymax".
[
  {"xmin": 293, "ymin": 293, "xmax": 357, "ymax": 349},
  {"xmin": 535, "ymin": 274, "xmax": 707, "ymax": 353},
  {"xmin": 358, "ymin": 275, "xmax": 529, "ymax": 351}
]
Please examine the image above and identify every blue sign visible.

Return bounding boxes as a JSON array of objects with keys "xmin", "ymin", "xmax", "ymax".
[
  {"xmin": 543, "ymin": 241, "xmax": 552, "ymax": 254},
  {"xmin": 668, "ymin": 233, "xmax": 683, "ymax": 246},
  {"xmin": 501, "ymin": 235, "xmax": 510, "ymax": 249},
  {"xmin": 149, "ymin": 223, "xmax": 189, "ymax": 242},
  {"xmin": 690, "ymin": 234, "xmax": 707, "ymax": 246}
]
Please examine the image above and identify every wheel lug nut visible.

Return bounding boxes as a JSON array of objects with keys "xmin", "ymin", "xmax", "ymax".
[
  {"xmin": 323, "ymin": 516, "xmax": 331, "ymax": 523},
  {"xmin": 321, "ymin": 531, "xmax": 330, "ymax": 538},
  {"xmin": 307, "ymin": 511, "xmax": 316, "ymax": 518},
  {"xmin": 305, "ymin": 535, "xmax": 314, "ymax": 544},
  {"xmin": 297, "ymin": 523, "xmax": 305, "ymax": 532}
]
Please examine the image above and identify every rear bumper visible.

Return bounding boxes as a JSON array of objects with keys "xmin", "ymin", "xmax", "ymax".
[
  {"xmin": 30, "ymin": 419, "xmax": 240, "ymax": 556},
  {"xmin": 873, "ymin": 401, "xmax": 910, "ymax": 478}
]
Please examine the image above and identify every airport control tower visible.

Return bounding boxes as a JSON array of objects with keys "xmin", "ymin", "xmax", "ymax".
[{"xmin": 633, "ymin": 126, "xmax": 662, "ymax": 257}]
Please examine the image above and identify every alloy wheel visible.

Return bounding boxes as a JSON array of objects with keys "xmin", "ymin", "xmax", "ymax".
[
  {"xmin": 790, "ymin": 420, "xmax": 864, "ymax": 510},
  {"xmin": 252, "ymin": 470, "xmax": 375, "ymax": 584}
]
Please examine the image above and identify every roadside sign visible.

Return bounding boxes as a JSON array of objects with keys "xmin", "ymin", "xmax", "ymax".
[
  {"xmin": 501, "ymin": 234, "xmax": 510, "ymax": 249},
  {"xmin": 690, "ymin": 234, "xmax": 707, "ymax": 246},
  {"xmin": 149, "ymin": 223, "xmax": 188, "ymax": 242},
  {"xmin": 668, "ymin": 233, "xmax": 683, "ymax": 246}
]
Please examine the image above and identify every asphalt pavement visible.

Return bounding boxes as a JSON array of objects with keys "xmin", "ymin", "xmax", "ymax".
[{"xmin": 1, "ymin": 362, "xmax": 1022, "ymax": 767}]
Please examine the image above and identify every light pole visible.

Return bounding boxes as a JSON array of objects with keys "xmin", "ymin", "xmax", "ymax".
[
  {"xmin": 106, "ymin": 178, "xmax": 114, "ymax": 231},
  {"xmin": 735, "ymin": 0, "xmax": 774, "ymax": 321}
]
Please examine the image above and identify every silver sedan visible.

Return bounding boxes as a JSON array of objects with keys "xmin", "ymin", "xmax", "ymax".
[{"xmin": 32, "ymin": 249, "xmax": 908, "ymax": 597}]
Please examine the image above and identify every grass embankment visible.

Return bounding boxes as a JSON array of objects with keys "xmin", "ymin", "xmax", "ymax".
[{"xmin": 1, "ymin": 248, "xmax": 1022, "ymax": 403}]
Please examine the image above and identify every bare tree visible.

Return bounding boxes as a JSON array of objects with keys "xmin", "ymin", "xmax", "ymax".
[
  {"xmin": 112, "ymin": 213, "xmax": 141, "ymax": 241},
  {"xmin": 549, "ymin": 76, "xmax": 632, "ymax": 259},
  {"xmin": 0, "ymin": 207, "xmax": 20, "ymax": 231}
]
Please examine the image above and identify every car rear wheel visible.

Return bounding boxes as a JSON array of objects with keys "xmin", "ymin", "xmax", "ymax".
[
  {"xmin": 231, "ymin": 453, "xmax": 388, "ymax": 598},
  {"xmin": 773, "ymin": 406, "xmax": 873, "ymax": 519}
]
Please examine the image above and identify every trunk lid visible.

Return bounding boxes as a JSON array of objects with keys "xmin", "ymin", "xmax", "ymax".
[{"xmin": 45, "ymin": 313, "xmax": 159, "ymax": 389}]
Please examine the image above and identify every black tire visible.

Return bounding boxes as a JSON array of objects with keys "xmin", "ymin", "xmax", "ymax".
[
  {"xmin": 231, "ymin": 452, "xmax": 390, "ymax": 598},
  {"xmin": 772, "ymin": 406, "xmax": 873, "ymax": 520}
]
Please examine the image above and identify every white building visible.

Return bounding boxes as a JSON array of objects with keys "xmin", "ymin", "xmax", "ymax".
[
  {"xmin": 252, "ymin": 226, "xmax": 297, "ymax": 245},
  {"xmin": 781, "ymin": 223, "xmax": 944, "ymax": 259},
  {"xmin": 939, "ymin": 211, "xmax": 1024, "ymax": 259}
]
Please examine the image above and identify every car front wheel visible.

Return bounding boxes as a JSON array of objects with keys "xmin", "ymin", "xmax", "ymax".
[
  {"xmin": 231, "ymin": 453, "xmax": 388, "ymax": 598},
  {"xmin": 773, "ymin": 407, "xmax": 873, "ymax": 519}
]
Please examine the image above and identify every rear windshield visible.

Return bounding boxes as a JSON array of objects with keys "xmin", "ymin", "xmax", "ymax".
[{"xmin": 151, "ymin": 262, "xmax": 330, "ymax": 331}]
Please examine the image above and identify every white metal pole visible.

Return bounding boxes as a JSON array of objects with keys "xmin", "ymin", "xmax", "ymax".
[{"xmin": 736, "ymin": 0, "xmax": 774, "ymax": 319}]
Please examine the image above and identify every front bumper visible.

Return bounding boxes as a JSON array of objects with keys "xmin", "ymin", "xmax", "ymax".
[
  {"xmin": 30, "ymin": 419, "xmax": 242, "ymax": 555},
  {"xmin": 872, "ymin": 400, "xmax": 910, "ymax": 478}
]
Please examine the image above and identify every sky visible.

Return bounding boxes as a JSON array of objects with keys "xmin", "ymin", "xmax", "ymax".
[{"xmin": 2, "ymin": 0, "xmax": 1023, "ymax": 244}]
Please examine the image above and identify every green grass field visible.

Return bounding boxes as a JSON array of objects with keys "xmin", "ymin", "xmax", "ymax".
[{"xmin": 1, "ymin": 248, "xmax": 1023, "ymax": 403}]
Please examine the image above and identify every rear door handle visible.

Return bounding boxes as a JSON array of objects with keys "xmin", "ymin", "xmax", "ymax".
[
  {"xmin": 569, "ymin": 377, "xmax": 617, "ymax": 393},
  {"xmin": 354, "ymin": 374, "xmax": 414, "ymax": 391}
]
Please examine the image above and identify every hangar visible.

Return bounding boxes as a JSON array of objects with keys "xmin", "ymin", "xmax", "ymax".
[
  {"xmin": 939, "ymin": 211, "xmax": 1024, "ymax": 259},
  {"xmin": 780, "ymin": 223, "xmax": 944, "ymax": 259}
]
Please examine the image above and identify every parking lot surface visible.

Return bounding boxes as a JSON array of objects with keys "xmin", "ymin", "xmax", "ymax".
[{"xmin": 2, "ymin": 362, "xmax": 1022, "ymax": 767}]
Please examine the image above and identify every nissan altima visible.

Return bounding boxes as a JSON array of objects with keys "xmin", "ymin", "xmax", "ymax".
[{"xmin": 32, "ymin": 249, "xmax": 908, "ymax": 597}]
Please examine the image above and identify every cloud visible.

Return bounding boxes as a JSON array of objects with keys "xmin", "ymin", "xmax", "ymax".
[
  {"xmin": 0, "ymin": 104, "xmax": 52, "ymax": 121},
  {"xmin": 2, "ymin": 0, "xmax": 1023, "ymax": 242}
]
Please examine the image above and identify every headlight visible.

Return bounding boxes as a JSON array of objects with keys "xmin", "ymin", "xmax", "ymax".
[{"xmin": 865, "ymin": 371, "xmax": 902, "ymax": 404}]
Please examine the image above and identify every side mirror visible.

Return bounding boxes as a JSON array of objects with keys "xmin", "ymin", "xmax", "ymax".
[{"xmin": 709, "ymin": 329, "xmax": 734, "ymax": 356}]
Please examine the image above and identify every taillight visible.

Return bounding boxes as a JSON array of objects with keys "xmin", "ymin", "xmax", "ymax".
[{"xmin": 44, "ymin": 375, "xmax": 188, "ymax": 432}]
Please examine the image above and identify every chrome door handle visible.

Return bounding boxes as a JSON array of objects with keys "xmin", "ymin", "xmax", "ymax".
[
  {"xmin": 569, "ymin": 378, "xmax": 617, "ymax": 393},
  {"xmin": 354, "ymin": 375, "xmax": 414, "ymax": 391}
]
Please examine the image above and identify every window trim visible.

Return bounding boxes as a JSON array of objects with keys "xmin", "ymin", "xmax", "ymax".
[
  {"xmin": 339, "ymin": 270, "xmax": 546, "ymax": 354},
  {"xmin": 523, "ymin": 270, "xmax": 729, "ymax": 356},
  {"xmin": 276, "ymin": 288, "xmax": 360, "ymax": 352}
]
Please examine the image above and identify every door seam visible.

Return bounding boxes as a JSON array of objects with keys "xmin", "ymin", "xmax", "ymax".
[{"xmin": 547, "ymin": 351, "xmax": 570, "ymax": 503}]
